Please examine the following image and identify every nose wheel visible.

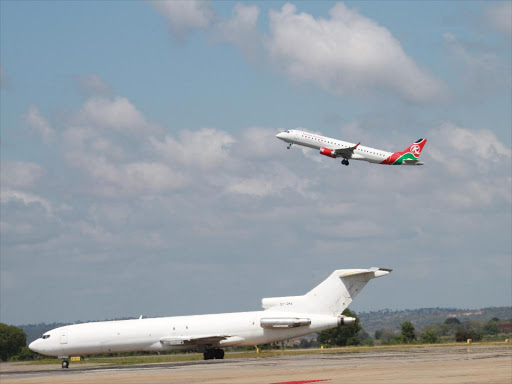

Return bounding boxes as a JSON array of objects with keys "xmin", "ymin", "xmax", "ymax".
[
  {"xmin": 61, "ymin": 360, "xmax": 69, "ymax": 369},
  {"xmin": 341, "ymin": 159, "xmax": 349, "ymax": 166},
  {"xmin": 287, "ymin": 144, "xmax": 292, "ymax": 149}
]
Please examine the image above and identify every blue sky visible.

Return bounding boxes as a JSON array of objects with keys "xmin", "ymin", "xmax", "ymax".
[{"xmin": 1, "ymin": 1, "xmax": 511, "ymax": 325}]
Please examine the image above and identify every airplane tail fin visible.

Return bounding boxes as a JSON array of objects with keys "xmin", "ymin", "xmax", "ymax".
[
  {"xmin": 262, "ymin": 268, "xmax": 391, "ymax": 316},
  {"xmin": 402, "ymin": 138, "xmax": 427, "ymax": 157},
  {"xmin": 381, "ymin": 138, "xmax": 427, "ymax": 165}
]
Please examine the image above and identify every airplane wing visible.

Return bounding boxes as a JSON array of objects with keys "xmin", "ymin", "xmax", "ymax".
[
  {"xmin": 334, "ymin": 142, "xmax": 360, "ymax": 158},
  {"xmin": 160, "ymin": 335, "xmax": 230, "ymax": 346}
]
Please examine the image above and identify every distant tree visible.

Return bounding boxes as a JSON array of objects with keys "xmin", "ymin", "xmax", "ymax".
[
  {"xmin": 455, "ymin": 330, "xmax": 468, "ymax": 342},
  {"xmin": 420, "ymin": 329, "xmax": 439, "ymax": 344},
  {"xmin": 317, "ymin": 309, "xmax": 362, "ymax": 346},
  {"xmin": 400, "ymin": 321, "xmax": 416, "ymax": 343},
  {"xmin": 455, "ymin": 329, "xmax": 482, "ymax": 342},
  {"xmin": 10, "ymin": 346, "xmax": 39, "ymax": 361},
  {"xmin": 483, "ymin": 320, "xmax": 499, "ymax": 335},
  {"xmin": 374, "ymin": 329, "xmax": 383, "ymax": 340},
  {"xmin": 0, "ymin": 324, "xmax": 27, "ymax": 361},
  {"xmin": 444, "ymin": 318, "xmax": 461, "ymax": 325},
  {"xmin": 467, "ymin": 330, "xmax": 482, "ymax": 342}
]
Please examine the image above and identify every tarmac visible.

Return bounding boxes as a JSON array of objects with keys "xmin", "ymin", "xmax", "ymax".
[{"xmin": 1, "ymin": 344, "xmax": 511, "ymax": 384}]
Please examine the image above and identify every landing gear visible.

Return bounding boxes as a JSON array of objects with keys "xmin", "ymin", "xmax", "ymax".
[
  {"xmin": 341, "ymin": 158, "xmax": 349, "ymax": 166},
  {"xmin": 287, "ymin": 143, "xmax": 292, "ymax": 149},
  {"xmin": 61, "ymin": 360, "xmax": 69, "ymax": 369},
  {"xmin": 203, "ymin": 348, "xmax": 224, "ymax": 360}
]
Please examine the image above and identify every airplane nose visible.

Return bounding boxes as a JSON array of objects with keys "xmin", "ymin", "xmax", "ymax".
[
  {"xmin": 276, "ymin": 132, "xmax": 285, "ymax": 140},
  {"xmin": 29, "ymin": 340, "xmax": 41, "ymax": 353}
]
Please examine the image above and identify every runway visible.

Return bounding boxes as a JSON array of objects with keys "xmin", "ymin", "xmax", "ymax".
[{"xmin": 1, "ymin": 344, "xmax": 511, "ymax": 384}]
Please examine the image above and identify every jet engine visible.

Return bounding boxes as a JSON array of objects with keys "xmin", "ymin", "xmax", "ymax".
[
  {"xmin": 320, "ymin": 147, "xmax": 336, "ymax": 158},
  {"xmin": 338, "ymin": 316, "xmax": 356, "ymax": 326}
]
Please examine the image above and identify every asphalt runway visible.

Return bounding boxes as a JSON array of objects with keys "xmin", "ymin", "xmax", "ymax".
[{"xmin": 1, "ymin": 344, "xmax": 511, "ymax": 384}]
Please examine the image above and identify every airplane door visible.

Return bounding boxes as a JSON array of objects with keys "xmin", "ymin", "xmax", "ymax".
[{"xmin": 60, "ymin": 330, "xmax": 68, "ymax": 344}]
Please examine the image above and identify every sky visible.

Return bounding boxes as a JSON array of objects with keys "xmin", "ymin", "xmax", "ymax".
[{"xmin": 1, "ymin": 1, "xmax": 511, "ymax": 325}]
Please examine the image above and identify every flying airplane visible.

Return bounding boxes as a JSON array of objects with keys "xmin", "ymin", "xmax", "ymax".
[
  {"xmin": 29, "ymin": 267, "xmax": 391, "ymax": 368},
  {"xmin": 276, "ymin": 129, "xmax": 427, "ymax": 166}
]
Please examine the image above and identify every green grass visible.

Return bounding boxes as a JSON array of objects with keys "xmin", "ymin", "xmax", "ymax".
[{"xmin": 25, "ymin": 341, "xmax": 511, "ymax": 366}]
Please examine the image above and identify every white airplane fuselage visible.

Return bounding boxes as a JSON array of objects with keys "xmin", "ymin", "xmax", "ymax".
[{"xmin": 29, "ymin": 311, "xmax": 339, "ymax": 357}]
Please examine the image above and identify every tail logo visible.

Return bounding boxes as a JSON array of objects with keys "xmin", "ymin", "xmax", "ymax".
[{"xmin": 410, "ymin": 144, "xmax": 421, "ymax": 156}]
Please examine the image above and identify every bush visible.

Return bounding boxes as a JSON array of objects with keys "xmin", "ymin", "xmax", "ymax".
[
  {"xmin": 400, "ymin": 321, "xmax": 416, "ymax": 343},
  {"xmin": 0, "ymin": 324, "xmax": 27, "ymax": 361},
  {"xmin": 317, "ymin": 309, "xmax": 362, "ymax": 347},
  {"xmin": 420, "ymin": 329, "xmax": 439, "ymax": 344}
]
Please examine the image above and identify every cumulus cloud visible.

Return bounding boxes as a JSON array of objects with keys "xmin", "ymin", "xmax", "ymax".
[
  {"xmin": 266, "ymin": 3, "xmax": 446, "ymax": 103},
  {"xmin": 24, "ymin": 105, "xmax": 55, "ymax": 143},
  {"xmin": 0, "ymin": 188, "xmax": 53, "ymax": 214},
  {"xmin": 484, "ymin": 2, "xmax": 512, "ymax": 37},
  {"xmin": 75, "ymin": 73, "xmax": 112, "ymax": 96},
  {"xmin": 150, "ymin": 0, "xmax": 214, "ymax": 37},
  {"xmin": 150, "ymin": 128, "xmax": 235, "ymax": 170},
  {"xmin": 444, "ymin": 32, "xmax": 511, "ymax": 94},
  {"xmin": 214, "ymin": 3, "xmax": 261, "ymax": 57},
  {"xmin": 0, "ymin": 162, "xmax": 44, "ymax": 189},
  {"xmin": 77, "ymin": 96, "xmax": 157, "ymax": 135}
]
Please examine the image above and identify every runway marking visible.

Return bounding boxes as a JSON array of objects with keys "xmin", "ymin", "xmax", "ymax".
[{"xmin": 270, "ymin": 380, "xmax": 331, "ymax": 384}]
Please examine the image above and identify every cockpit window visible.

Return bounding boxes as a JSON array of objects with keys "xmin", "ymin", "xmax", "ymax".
[
  {"xmin": 285, "ymin": 130, "xmax": 290, "ymax": 133},
  {"xmin": 42, "ymin": 334, "xmax": 50, "ymax": 339}
]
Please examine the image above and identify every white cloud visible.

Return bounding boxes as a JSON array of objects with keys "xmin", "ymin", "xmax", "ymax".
[
  {"xmin": 430, "ymin": 122, "xmax": 511, "ymax": 161},
  {"xmin": 24, "ymin": 105, "xmax": 55, "ymax": 143},
  {"xmin": 267, "ymin": 3, "xmax": 446, "ymax": 103},
  {"xmin": 443, "ymin": 33, "xmax": 511, "ymax": 94},
  {"xmin": 0, "ymin": 188, "xmax": 53, "ymax": 213},
  {"xmin": 75, "ymin": 73, "xmax": 112, "ymax": 96},
  {"xmin": 78, "ymin": 97, "xmax": 156, "ymax": 135},
  {"xmin": 0, "ymin": 162, "xmax": 44, "ymax": 189},
  {"xmin": 484, "ymin": 2, "xmax": 512, "ymax": 37},
  {"xmin": 66, "ymin": 153, "xmax": 187, "ymax": 196},
  {"xmin": 150, "ymin": 0, "xmax": 214, "ymax": 37},
  {"xmin": 214, "ymin": 3, "xmax": 261, "ymax": 54},
  {"xmin": 150, "ymin": 128, "xmax": 235, "ymax": 170}
]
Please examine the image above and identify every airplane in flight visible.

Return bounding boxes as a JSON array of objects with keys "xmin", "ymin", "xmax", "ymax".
[
  {"xmin": 276, "ymin": 129, "xmax": 427, "ymax": 166},
  {"xmin": 29, "ymin": 267, "xmax": 391, "ymax": 368}
]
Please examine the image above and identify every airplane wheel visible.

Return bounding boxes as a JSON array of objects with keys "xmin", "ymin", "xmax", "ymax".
[
  {"xmin": 61, "ymin": 360, "xmax": 69, "ymax": 369},
  {"xmin": 214, "ymin": 349, "xmax": 224, "ymax": 359},
  {"xmin": 203, "ymin": 350, "xmax": 214, "ymax": 360}
]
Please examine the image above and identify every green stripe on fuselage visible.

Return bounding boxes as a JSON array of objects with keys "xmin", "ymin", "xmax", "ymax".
[{"xmin": 393, "ymin": 152, "xmax": 417, "ymax": 165}]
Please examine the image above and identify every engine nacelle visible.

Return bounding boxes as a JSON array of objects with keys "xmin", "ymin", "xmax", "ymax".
[
  {"xmin": 337, "ymin": 316, "xmax": 356, "ymax": 326},
  {"xmin": 260, "ymin": 318, "xmax": 311, "ymax": 329},
  {"xmin": 320, "ymin": 147, "xmax": 336, "ymax": 158}
]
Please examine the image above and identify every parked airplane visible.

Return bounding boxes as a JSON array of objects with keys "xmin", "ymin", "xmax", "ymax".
[
  {"xmin": 276, "ymin": 130, "xmax": 427, "ymax": 166},
  {"xmin": 29, "ymin": 267, "xmax": 391, "ymax": 368}
]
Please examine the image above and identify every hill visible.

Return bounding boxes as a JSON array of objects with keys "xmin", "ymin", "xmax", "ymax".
[{"xmin": 358, "ymin": 307, "xmax": 512, "ymax": 335}]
